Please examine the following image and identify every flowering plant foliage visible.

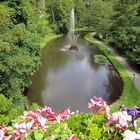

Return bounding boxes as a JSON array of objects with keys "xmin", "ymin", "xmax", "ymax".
[
  {"xmin": 0, "ymin": 97, "xmax": 140, "ymax": 140},
  {"xmin": 88, "ymin": 97, "xmax": 137, "ymax": 131},
  {"xmin": 0, "ymin": 125, "xmax": 11, "ymax": 140},
  {"xmin": 106, "ymin": 111, "xmax": 132, "ymax": 130},
  {"xmin": 0, "ymin": 107, "xmax": 72, "ymax": 140},
  {"xmin": 120, "ymin": 105, "xmax": 140, "ymax": 128},
  {"xmin": 88, "ymin": 96, "xmax": 110, "ymax": 119}
]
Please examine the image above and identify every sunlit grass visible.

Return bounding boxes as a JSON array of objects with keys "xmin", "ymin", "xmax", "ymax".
[{"xmin": 40, "ymin": 34, "xmax": 63, "ymax": 48}]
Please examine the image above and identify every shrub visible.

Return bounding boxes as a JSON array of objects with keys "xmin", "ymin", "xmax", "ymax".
[{"xmin": 0, "ymin": 94, "xmax": 28, "ymax": 125}]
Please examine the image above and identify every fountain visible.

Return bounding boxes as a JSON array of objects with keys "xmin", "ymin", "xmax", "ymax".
[{"xmin": 68, "ymin": 8, "xmax": 79, "ymax": 51}]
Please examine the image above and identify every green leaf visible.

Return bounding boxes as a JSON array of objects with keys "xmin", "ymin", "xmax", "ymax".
[{"xmin": 34, "ymin": 130, "xmax": 44, "ymax": 140}]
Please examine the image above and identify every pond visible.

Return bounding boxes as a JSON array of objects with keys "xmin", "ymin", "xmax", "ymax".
[{"xmin": 27, "ymin": 35, "xmax": 123, "ymax": 112}]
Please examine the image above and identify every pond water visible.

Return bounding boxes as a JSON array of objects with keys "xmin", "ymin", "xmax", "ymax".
[{"xmin": 27, "ymin": 35, "xmax": 123, "ymax": 112}]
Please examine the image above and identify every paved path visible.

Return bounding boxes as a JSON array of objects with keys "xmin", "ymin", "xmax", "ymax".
[{"xmin": 92, "ymin": 37, "xmax": 140, "ymax": 92}]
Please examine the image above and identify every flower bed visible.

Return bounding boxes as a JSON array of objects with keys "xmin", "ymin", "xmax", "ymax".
[{"xmin": 0, "ymin": 97, "xmax": 140, "ymax": 140}]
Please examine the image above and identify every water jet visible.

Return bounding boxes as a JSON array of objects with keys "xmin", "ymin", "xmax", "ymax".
[{"xmin": 68, "ymin": 8, "xmax": 79, "ymax": 51}]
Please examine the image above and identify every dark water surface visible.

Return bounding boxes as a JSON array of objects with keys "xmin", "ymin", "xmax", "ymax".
[{"xmin": 27, "ymin": 36, "xmax": 123, "ymax": 112}]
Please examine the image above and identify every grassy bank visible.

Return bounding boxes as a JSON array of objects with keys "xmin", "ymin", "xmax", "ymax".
[
  {"xmin": 40, "ymin": 34, "xmax": 63, "ymax": 49},
  {"xmin": 75, "ymin": 27, "xmax": 94, "ymax": 32},
  {"xmin": 85, "ymin": 33, "xmax": 140, "ymax": 112}
]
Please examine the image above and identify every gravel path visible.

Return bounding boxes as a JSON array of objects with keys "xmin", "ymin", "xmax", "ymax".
[{"xmin": 92, "ymin": 38, "xmax": 140, "ymax": 92}]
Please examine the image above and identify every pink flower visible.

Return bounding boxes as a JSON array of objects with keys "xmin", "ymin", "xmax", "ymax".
[
  {"xmin": 105, "ymin": 106, "xmax": 111, "ymax": 120},
  {"xmin": 95, "ymin": 97, "xmax": 106, "ymax": 106},
  {"xmin": 88, "ymin": 97, "xmax": 106, "ymax": 109},
  {"xmin": 88, "ymin": 99, "xmax": 96, "ymax": 108},
  {"xmin": 37, "ymin": 116, "xmax": 47, "ymax": 128},
  {"xmin": 0, "ymin": 106, "xmax": 71, "ymax": 139},
  {"xmin": 0, "ymin": 125, "xmax": 11, "ymax": 140},
  {"xmin": 24, "ymin": 106, "xmax": 71, "ymax": 127},
  {"xmin": 106, "ymin": 112, "xmax": 119, "ymax": 127},
  {"xmin": 14, "ymin": 120, "xmax": 34, "ymax": 131},
  {"xmin": 88, "ymin": 97, "xmax": 111, "ymax": 119},
  {"xmin": 41, "ymin": 107, "xmax": 55, "ymax": 115},
  {"xmin": 67, "ymin": 134, "xmax": 77, "ymax": 140},
  {"xmin": 25, "ymin": 111, "xmax": 47, "ymax": 129},
  {"xmin": 41, "ymin": 107, "xmax": 71, "ymax": 123},
  {"xmin": 88, "ymin": 97, "xmax": 106, "ymax": 110},
  {"xmin": 56, "ymin": 108, "xmax": 71, "ymax": 121},
  {"xmin": 12, "ymin": 129, "xmax": 28, "ymax": 139},
  {"xmin": 106, "ymin": 111, "xmax": 132, "ymax": 130}
]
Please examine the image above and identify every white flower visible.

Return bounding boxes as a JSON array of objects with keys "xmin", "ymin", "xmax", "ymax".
[{"xmin": 122, "ymin": 130, "xmax": 140, "ymax": 140}]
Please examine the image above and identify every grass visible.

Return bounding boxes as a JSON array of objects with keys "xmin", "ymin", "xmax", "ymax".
[
  {"xmin": 75, "ymin": 27, "xmax": 94, "ymax": 32},
  {"xmin": 85, "ymin": 33, "xmax": 140, "ymax": 112},
  {"xmin": 40, "ymin": 34, "xmax": 63, "ymax": 49},
  {"xmin": 94, "ymin": 54, "xmax": 109, "ymax": 65}
]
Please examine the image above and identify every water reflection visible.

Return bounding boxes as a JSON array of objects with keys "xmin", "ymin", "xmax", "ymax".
[{"xmin": 27, "ymin": 36, "xmax": 123, "ymax": 112}]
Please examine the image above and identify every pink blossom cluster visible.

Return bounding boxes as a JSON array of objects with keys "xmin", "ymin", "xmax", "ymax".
[
  {"xmin": 0, "ymin": 97, "xmax": 135, "ymax": 139},
  {"xmin": 88, "ymin": 96, "xmax": 111, "ymax": 119},
  {"xmin": 106, "ymin": 110, "xmax": 132, "ymax": 130},
  {"xmin": 0, "ymin": 125, "xmax": 11, "ymax": 140},
  {"xmin": 0, "ymin": 107, "xmax": 74, "ymax": 140},
  {"xmin": 88, "ymin": 96, "xmax": 132, "ymax": 130}
]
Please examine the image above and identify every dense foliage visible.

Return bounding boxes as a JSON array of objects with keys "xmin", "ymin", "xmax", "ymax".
[
  {"xmin": 0, "ymin": 0, "xmax": 53, "ymax": 124},
  {"xmin": 0, "ymin": 0, "xmax": 140, "ymax": 134},
  {"xmin": 0, "ymin": 0, "xmax": 74, "ymax": 125},
  {"xmin": 109, "ymin": 0, "xmax": 140, "ymax": 65},
  {"xmin": 70, "ymin": 0, "xmax": 140, "ymax": 65},
  {"xmin": 45, "ymin": 0, "xmax": 73, "ymax": 33}
]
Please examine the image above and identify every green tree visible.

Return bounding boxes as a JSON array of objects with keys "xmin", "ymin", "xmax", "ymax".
[
  {"xmin": 0, "ymin": 0, "xmax": 49, "ymax": 125},
  {"xmin": 45, "ymin": 0, "xmax": 74, "ymax": 33},
  {"xmin": 109, "ymin": 0, "xmax": 140, "ymax": 64},
  {"xmin": 0, "ymin": 4, "xmax": 13, "ymax": 33},
  {"xmin": 0, "ymin": 94, "xmax": 28, "ymax": 125}
]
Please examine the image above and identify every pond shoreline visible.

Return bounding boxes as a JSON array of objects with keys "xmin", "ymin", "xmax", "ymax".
[
  {"xmin": 85, "ymin": 33, "xmax": 140, "ymax": 112},
  {"xmin": 40, "ymin": 32, "xmax": 140, "ymax": 112},
  {"xmin": 40, "ymin": 34, "xmax": 63, "ymax": 49},
  {"xmin": 28, "ymin": 33, "xmax": 122, "ymax": 112}
]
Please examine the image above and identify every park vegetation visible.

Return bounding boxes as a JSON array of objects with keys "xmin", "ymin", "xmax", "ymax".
[{"xmin": 0, "ymin": 0, "xmax": 140, "ymax": 139}]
